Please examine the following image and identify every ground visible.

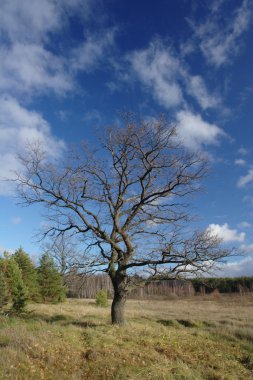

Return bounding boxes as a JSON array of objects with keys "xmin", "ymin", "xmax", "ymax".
[{"xmin": 0, "ymin": 294, "xmax": 253, "ymax": 379}]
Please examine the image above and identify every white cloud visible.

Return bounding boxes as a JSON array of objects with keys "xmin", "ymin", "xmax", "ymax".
[
  {"xmin": 0, "ymin": 0, "xmax": 108, "ymax": 97},
  {"xmin": 129, "ymin": 41, "xmax": 183, "ymax": 108},
  {"xmin": 179, "ymin": 40, "xmax": 195, "ymax": 57},
  {"xmin": 176, "ymin": 110, "xmax": 224, "ymax": 150},
  {"xmin": 185, "ymin": 75, "xmax": 219, "ymax": 110},
  {"xmin": 0, "ymin": 43, "xmax": 73, "ymax": 95},
  {"xmin": 128, "ymin": 40, "xmax": 219, "ymax": 111},
  {"xmin": 0, "ymin": 96, "xmax": 65, "ymax": 195},
  {"xmin": 208, "ymin": 0, "xmax": 225, "ymax": 14},
  {"xmin": 0, "ymin": 0, "xmax": 93, "ymax": 43},
  {"xmin": 71, "ymin": 29, "xmax": 116, "ymax": 72},
  {"xmin": 189, "ymin": 0, "xmax": 252, "ymax": 67},
  {"xmin": 0, "ymin": 0, "xmax": 61, "ymax": 43},
  {"xmin": 207, "ymin": 223, "xmax": 245, "ymax": 243},
  {"xmin": 0, "ymin": 0, "xmax": 117, "ymax": 198},
  {"xmin": 234, "ymin": 158, "xmax": 246, "ymax": 166},
  {"xmin": 217, "ymin": 256, "xmax": 253, "ymax": 277},
  {"xmin": 82, "ymin": 109, "xmax": 103, "ymax": 124},
  {"xmin": 237, "ymin": 221, "xmax": 251, "ymax": 228},
  {"xmin": 238, "ymin": 147, "xmax": 248, "ymax": 155},
  {"xmin": 0, "ymin": 1, "xmax": 75, "ymax": 97},
  {"xmin": 237, "ymin": 168, "xmax": 253, "ymax": 187}
]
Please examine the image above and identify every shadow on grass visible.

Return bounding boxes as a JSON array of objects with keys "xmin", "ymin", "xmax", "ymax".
[
  {"xmin": 157, "ymin": 319, "xmax": 181, "ymax": 328},
  {"xmin": 157, "ymin": 319, "xmax": 216, "ymax": 328},
  {"xmin": 177, "ymin": 319, "xmax": 200, "ymax": 328},
  {"xmin": 240, "ymin": 355, "xmax": 253, "ymax": 371},
  {"xmin": 17, "ymin": 312, "xmax": 106, "ymax": 329},
  {"xmin": 71, "ymin": 321, "xmax": 98, "ymax": 328}
]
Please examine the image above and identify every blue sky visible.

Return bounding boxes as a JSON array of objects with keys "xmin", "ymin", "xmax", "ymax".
[{"xmin": 0, "ymin": 0, "xmax": 252, "ymax": 276}]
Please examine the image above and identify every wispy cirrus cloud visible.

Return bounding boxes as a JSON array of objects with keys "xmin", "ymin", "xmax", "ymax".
[
  {"xmin": 0, "ymin": 0, "xmax": 74, "ymax": 97},
  {"xmin": 128, "ymin": 39, "xmax": 220, "ymax": 111},
  {"xmin": 0, "ymin": 43, "xmax": 73, "ymax": 96},
  {"xmin": 71, "ymin": 29, "xmax": 116, "ymax": 72},
  {"xmin": 0, "ymin": 0, "xmax": 93, "ymax": 43},
  {"xmin": 188, "ymin": 0, "xmax": 253, "ymax": 67},
  {"xmin": 184, "ymin": 74, "xmax": 219, "ymax": 110},
  {"xmin": 0, "ymin": 0, "xmax": 117, "ymax": 197},
  {"xmin": 0, "ymin": 0, "xmax": 61, "ymax": 43},
  {"xmin": 237, "ymin": 167, "xmax": 253, "ymax": 187},
  {"xmin": 207, "ymin": 0, "xmax": 225, "ymax": 14},
  {"xmin": 128, "ymin": 40, "xmax": 183, "ymax": 109},
  {"xmin": 0, "ymin": 0, "xmax": 116, "ymax": 97},
  {"xmin": 127, "ymin": 39, "xmax": 226, "ymax": 151},
  {"xmin": 0, "ymin": 0, "xmax": 119, "ymax": 97},
  {"xmin": 0, "ymin": 95, "xmax": 65, "ymax": 195}
]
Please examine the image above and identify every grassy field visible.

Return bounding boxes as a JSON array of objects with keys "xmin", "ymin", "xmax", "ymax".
[{"xmin": 0, "ymin": 295, "xmax": 253, "ymax": 380}]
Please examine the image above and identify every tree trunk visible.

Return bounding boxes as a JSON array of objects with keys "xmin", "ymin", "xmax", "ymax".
[
  {"xmin": 111, "ymin": 290, "xmax": 127, "ymax": 325},
  {"xmin": 109, "ymin": 269, "xmax": 128, "ymax": 325}
]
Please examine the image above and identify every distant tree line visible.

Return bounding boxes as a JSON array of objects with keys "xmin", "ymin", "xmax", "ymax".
[
  {"xmin": 0, "ymin": 248, "xmax": 66, "ymax": 313},
  {"xmin": 65, "ymin": 272, "xmax": 253, "ymax": 299},
  {"xmin": 191, "ymin": 277, "xmax": 253, "ymax": 294},
  {"xmin": 1, "ymin": 248, "xmax": 252, "ymax": 310}
]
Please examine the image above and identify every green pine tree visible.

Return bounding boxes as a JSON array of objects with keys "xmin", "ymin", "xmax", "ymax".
[
  {"xmin": 96, "ymin": 289, "xmax": 108, "ymax": 307},
  {"xmin": 0, "ymin": 252, "xmax": 13, "ymax": 298},
  {"xmin": 0, "ymin": 269, "xmax": 8, "ymax": 309},
  {"xmin": 7, "ymin": 257, "xmax": 28, "ymax": 313},
  {"xmin": 13, "ymin": 247, "xmax": 40, "ymax": 301},
  {"xmin": 37, "ymin": 253, "xmax": 66, "ymax": 303}
]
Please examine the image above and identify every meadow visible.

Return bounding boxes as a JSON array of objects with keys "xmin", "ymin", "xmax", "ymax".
[{"xmin": 0, "ymin": 294, "xmax": 253, "ymax": 380}]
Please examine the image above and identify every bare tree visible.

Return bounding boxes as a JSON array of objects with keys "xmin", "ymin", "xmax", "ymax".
[
  {"xmin": 42, "ymin": 234, "xmax": 78, "ymax": 275},
  {"xmin": 14, "ymin": 115, "xmax": 231, "ymax": 324}
]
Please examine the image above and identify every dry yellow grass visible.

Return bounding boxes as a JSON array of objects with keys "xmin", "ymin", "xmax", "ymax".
[{"xmin": 0, "ymin": 294, "xmax": 253, "ymax": 379}]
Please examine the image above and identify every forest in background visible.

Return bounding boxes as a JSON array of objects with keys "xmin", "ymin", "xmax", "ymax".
[
  {"xmin": 65, "ymin": 272, "xmax": 253, "ymax": 299},
  {"xmin": 1, "ymin": 247, "xmax": 253, "ymax": 310}
]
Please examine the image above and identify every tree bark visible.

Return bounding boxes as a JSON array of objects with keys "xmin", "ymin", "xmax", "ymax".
[
  {"xmin": 109, "ymin": 269, "xmax": 128, "ymax": 325},
  {"xmin": 111, "ymin": 290, "xmax": 127, "ymax": 325}
]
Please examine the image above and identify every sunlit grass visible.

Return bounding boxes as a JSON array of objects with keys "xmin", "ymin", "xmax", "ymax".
[{"xmin": 0, "ymin": 294, "xmax": 252, "ymax": 379}]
